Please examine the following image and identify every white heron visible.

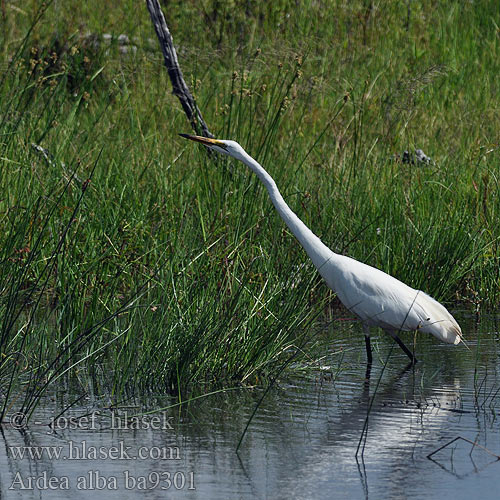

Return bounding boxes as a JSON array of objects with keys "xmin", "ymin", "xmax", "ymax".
[{"xmin": 180, "ymin": 134, "xmax": 463, "ymax": 364}]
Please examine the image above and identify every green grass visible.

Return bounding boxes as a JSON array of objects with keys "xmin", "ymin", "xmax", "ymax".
[{"xmin": 0, "ymin": 1, "xmax": 499, "ymax": 419}]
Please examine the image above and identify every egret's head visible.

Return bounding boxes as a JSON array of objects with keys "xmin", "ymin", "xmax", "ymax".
[{"xmin": 179, "ymin": 134, "xmax": 245, "ymax": 161}]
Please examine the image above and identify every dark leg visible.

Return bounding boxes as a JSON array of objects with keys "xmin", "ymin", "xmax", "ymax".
[
  {"xmin": 391, "ymin": 333, "xmax": 417, "ymax": 365},
  {"xmin": 363, "ymin": 324, "xmax": 373, "ymax": 365},
  {"xmin": 364, "ymin": 362, "xmax": 372, "ymax": 384}
]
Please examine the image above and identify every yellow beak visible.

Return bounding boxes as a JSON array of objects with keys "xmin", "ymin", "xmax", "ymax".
[{"xmin": 179, "ymin": 134, "xmax": 226, "ymax": 148}]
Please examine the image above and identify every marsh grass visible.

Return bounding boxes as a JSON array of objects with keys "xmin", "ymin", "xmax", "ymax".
[{"xmin": 0, "ymin": 1, "xmax": 499, "ymax": 420}]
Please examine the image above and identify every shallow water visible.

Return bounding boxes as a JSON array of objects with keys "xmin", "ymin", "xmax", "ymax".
[{"xmin": 1, "ymin": 314, "xmax": 499, "ymax": 499}]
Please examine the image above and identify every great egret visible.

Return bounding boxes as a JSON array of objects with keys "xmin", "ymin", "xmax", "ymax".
[{"xmin": 180, "ymin": 134, "xmax": 463, "ymax": 364}]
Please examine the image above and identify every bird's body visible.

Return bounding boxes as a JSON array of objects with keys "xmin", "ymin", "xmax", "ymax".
[
  {"xmin": 319, "ymin": 253, "xmax": 461, "ymax": 344},
  {"xmin": 180, "ymin": 134, "xmax": 462, "ymax": 362}
]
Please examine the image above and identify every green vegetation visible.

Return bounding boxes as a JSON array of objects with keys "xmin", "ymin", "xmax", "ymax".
[{"xmin": 0, "ymin": 1, "xmax": 498, "ymax": 418}]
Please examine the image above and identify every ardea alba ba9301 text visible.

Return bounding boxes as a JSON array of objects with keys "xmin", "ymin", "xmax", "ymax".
[{"xmin": 180, "ymin": 134, "xmax": 463, "ymax": 364}]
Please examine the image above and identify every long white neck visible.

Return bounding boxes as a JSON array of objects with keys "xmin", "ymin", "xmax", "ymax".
[{"xmin": 238, "ymin": 150, "xmax": 338, "ymax": 274}]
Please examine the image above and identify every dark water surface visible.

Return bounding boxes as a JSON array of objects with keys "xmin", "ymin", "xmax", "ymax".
[{"xmin": 1, "ymin": 314, "xmax": 499, "ymax": 499}]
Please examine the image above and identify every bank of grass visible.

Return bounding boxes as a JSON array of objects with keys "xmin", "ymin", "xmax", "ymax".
[{"xmin": 0, "ymin": 1, "xmax": 499, "ymax": 417}]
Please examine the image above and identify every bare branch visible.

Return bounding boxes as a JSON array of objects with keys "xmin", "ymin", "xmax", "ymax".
[
  {"xmin": 145, "ymin": 0, "xmax": 213, "ymax": 138},
  {"xmin": 427, "ymin": 436, "xmax": 500, "ymax": 460}
]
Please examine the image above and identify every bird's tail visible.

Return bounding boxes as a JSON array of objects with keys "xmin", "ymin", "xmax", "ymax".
[{"xmin": 426, "ymin": 319, "xmax": 465, "ymax": 347}]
